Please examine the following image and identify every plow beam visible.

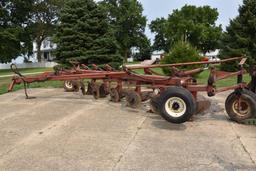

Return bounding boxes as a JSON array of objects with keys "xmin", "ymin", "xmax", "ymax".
[{"xmin": 126, "ymin": 57, "xmax": 243, "ymax": 69}]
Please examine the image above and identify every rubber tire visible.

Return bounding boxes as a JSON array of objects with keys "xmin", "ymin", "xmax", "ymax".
[
  {"xmin": 63, "ymin": 80, "xmax": 75, "ymax": 92},
  {"xmin": 63, "ymin": 80, "xmax": 80, "ymax": 92},
  {"xmin": 158, "ymin": 86, "xmax": 196, "ymax": 124},
  {"xmin": 225, "ymin": 89, "xmax": 256, "ymax": 122}
]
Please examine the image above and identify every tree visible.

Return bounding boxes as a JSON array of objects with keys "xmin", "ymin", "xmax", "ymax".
[
  {"xmin": 149, "ymin": 17, "xmax": 169, "ymax": 52},
  {"xmin": 150, "ymin": 5, "xmax": 222, "ymax": 54},
  {"xmin": 0, "ymin": 0, "xmax": 33, "ymax": 63},
  {"xmin": 220, "ymin": 0, "xmax": 256, "ymax": 71},
  {"xmin": 28, "ymin": 0, "xmax": 60, "ymax": 62},
  {"xmin": 100, "ymin": 0, "xmax": 147, "ymax": 62},
  {"xmin": 133, "ymin": 35, "xmax": 152, "ymax": 61},
  {"xmin": 55, "ymin": 0, "xmax": 122, "ymax": 66},
  {"xmin": 161, "ymin": 41, "xmax": 201, "ymax": 74}
]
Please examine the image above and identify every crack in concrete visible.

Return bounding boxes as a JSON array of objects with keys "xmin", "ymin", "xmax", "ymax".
[
  {"xmin": 112, "ymin": 113, "xmax": 148, "ymax": 171},
  {"xmin": 230, "ymin": 122, "xmax": 256, "ymax": 166}
]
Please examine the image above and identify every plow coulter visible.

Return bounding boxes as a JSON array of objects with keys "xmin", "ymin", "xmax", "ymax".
[{"xmin": 7, "ymin": 57, "xmax": 256, "ymax": 124}]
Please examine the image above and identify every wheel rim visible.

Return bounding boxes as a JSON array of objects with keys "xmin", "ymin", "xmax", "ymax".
[
  {"xmin": 232, "ymin": 99, "xmax": 251, "ymax": 116},
  {"xmin": 165, "ymin": 97, "xmax": 186, "ymax": 117},
  {"xmin": 65, "ymin": 81, "xmax": 73, "ymax": 89}
]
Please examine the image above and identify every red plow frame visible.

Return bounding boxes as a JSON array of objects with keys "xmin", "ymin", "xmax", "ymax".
[{"xmin": 7, "ymin": 57, "xmax": 256, "ymax": 124}]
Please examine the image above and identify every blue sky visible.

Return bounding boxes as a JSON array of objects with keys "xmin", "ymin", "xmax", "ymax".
[{"xmin": 138, "ymin": 0, "xmax": 243, "ymax": 40}]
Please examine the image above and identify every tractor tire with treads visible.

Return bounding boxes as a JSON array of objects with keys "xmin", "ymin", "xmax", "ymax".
[
  {"xmin": 225, "ymin": 89, "xmax": 256, "ymax": 122},
  {"xmin": 158, "ymin": 86, "xmax": 196, "ymax": 124}
]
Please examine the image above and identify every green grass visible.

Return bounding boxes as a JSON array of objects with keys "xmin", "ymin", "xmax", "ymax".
[
  {"xmin": 133, "ymin": 68, "xmax": 164, "ymax": 75},
  {"xmin": 0, "ymin": 67, "xmax": 52, "ymax": 76},
  {"xmin": 196, "ymin": 69, "xmax": 250, "ymax": 87},
  {"xmin": 124, "ymin": 61, "xmax": 140, "ymax": 65},
  {"xmin": 0, "ymin": 67, "xmax": 58, "ymax": 95},
  {"xmin": 0, "ymin": 81, "xmax": 63, "ymax": 95},
  {"xmin": 133, "ymin": 67, "xmax": 250, "ymax": 88}
]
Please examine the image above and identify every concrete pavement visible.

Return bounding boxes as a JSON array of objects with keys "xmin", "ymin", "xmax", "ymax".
[{"xmin": 0, "ymin": 88, "xmax": 255, "ymax": 171}]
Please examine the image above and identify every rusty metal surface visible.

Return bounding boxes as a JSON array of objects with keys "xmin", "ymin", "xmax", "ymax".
[
  {"xmin": 8, "ymin": 56, "xmax": 251, "ymax": 101},
  {"xmin": 125, "ymin": 57, "xmax": 243, "ymax": 69},
  {"xmin": 7, "ymin": 56, "xmax": 256, "ymax": 123},
  {"xmin": 92, "ymin": 84, "xmax": 100, "ymax": 99},
  {"xmin": 169, "ymin": 67, "xmax": 204, "ymax": 77},
  {"xmin": 110, "ymin": 88, "xmax": 120, "ymax": 102}
]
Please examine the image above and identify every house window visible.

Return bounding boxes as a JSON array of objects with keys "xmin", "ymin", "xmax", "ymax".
[
  {"xmin": 43, "ymin": 40, "xmax": 50, "ymax": 48},
  {"xmin": 44, "ymin": 52, "xmax": 49, "ymax": 60}
]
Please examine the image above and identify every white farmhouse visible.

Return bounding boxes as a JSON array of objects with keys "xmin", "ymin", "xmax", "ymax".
[
  {"xmin": 151, "ymin": 50, "xmax": 165, "ymax": 61},
  {"xmin": 0, "ymin": 37, "xmax": 57, "ymax": 69},
  {"xmin": 33, "ymin": 37, "xmax": 57, "ymax": 62}
]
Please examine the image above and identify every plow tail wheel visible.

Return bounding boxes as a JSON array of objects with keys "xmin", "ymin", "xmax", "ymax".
[
  {"xmin": 225, "ymin": 89, "xmax": 256, "ymax": 122},
  {"xmin": 64, "ymin": 80, "xmax": 74, "ymax": 92},
  {"xmin": 64, "ymin": 80, "xmax": 80, "ymax": 92},
  {"xmin": 158, "ymin": 86, "xmax": 196, "ymax": 124}
]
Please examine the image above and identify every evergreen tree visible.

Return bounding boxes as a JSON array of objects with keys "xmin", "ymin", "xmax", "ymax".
[
  {"xmin": 55, "ymin": 0, "xmax": 122, "ymax": 66},
  {"xmin": 161, "ymin": 41, "xmax": 201, "ymax": 74},
  {"xmin": 220, "ymin": 0, "xmax": 256, "ymax": 71}
]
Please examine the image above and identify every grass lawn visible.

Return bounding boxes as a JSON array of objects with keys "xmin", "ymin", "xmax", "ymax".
[
  {"xmin": 0, "ymin": 67, "xmax": 53, "ymax": 76},
  {"xmin": 0, "ymin": 67, "xmax": 61, "ymax": 95},
  {"xmin": 0, "ymin": 66, "xmax": 251, "ymax": 95},
  {"xmin": 196, "ymin": 69, "xmax": 250, "ymax": 87},
  {"xmin": 133, "ymin": 67, "xmax": 251, "ymax": 88}
]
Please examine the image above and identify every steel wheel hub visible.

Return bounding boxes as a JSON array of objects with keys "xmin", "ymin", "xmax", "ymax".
[
  {"xmin": 233, "ymin": 100, "xmax": 250, "ymax": 116},
  {"xmin": 65, "ymin": 81, "xmax": 73, "ymax": 89},
  {"xmin": 165, "ymin": 97, "xmax": 186, "ymax": 117}
]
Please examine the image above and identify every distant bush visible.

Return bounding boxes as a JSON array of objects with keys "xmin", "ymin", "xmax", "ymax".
[
  {"xmin": 161, "ymin": 41, "xmax": 201, "ymax": 74},
  {"xmin": 218, "ymin": 49, "xmax": 242, "ymax": 72}
]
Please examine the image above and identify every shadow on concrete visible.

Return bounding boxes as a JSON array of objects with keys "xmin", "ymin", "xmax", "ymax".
[
  {"xmin": 193, "ymin": 112, "xmax": 229, "ymax": 123},
  {"xmin": 214, "ymin": 155, "xmax": 256, "ymax": 170},
  {"xmin": 151, "ymin": 120, "xmax": 187, "ymax": 131}
]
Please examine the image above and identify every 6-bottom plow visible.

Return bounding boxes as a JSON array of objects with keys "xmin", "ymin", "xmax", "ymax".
[{"xmin": 8, "ymin": 57, "xmax": 256, "ymax": 124}]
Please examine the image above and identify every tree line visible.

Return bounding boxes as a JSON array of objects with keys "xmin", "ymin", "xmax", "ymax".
[{"xmin": 0, "ymin": 0, "xmax": 255, "ymax": 70}]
